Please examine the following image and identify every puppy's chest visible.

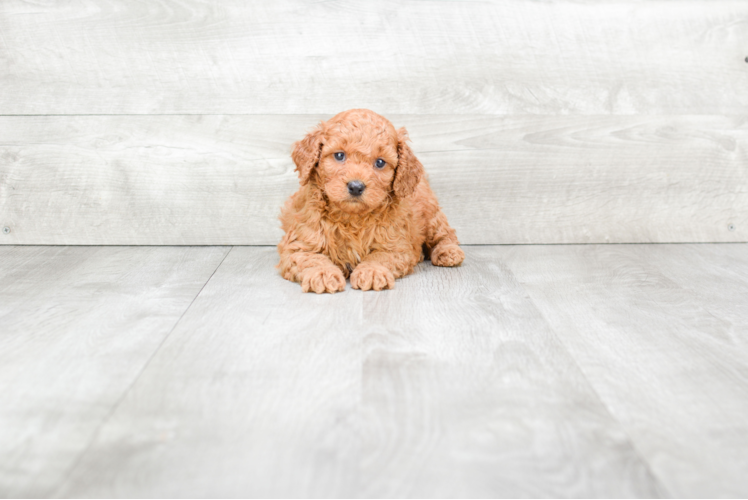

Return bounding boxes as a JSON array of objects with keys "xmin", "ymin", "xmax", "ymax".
[{"xmin": 322, "ymin": 221, "xmax": 376, "ymax": 271}]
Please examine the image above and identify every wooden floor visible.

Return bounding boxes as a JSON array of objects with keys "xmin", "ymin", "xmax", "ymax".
[{"xmin": 1, "ymin": 244, "xmax": 747, "ymax": 498}]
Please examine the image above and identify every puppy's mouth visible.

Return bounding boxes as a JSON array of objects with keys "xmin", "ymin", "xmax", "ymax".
[{"xmin": 340, "ymin": 197, "xmax": 370, "ymax": 212}]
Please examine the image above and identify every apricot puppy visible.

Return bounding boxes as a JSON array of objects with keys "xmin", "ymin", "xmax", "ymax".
[{"xmin": 278, "ymin": 109, "xmax": 464, "ymax": 293}]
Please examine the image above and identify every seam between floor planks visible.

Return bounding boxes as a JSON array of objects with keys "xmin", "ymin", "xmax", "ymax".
[
  {"xmin": 499, "ymin": 244, "xmax": 748, "ymax": 496},
  {"xmin": 0, "ymin": 246, "xmax": 233, "ymax": 496},
  {"xmin": 516, "ymin": 282, "xmax": 675, "ymax": 497},
  {"xmin": 50, "ymin": 247, "xmax": 234, "ymax": 497}
]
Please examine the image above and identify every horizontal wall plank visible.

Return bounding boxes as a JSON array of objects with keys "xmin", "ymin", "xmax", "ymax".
[
  {"xmin": 1, "ymin": 0, "xmax": 746, "ymax": 115},
  {"xmin": 1, "ymin": 114, "xmax": 746, "ymax": 245}
]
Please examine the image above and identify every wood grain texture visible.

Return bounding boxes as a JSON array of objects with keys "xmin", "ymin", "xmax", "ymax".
[
  {"xmin": 56, "ymin": 247, "xmax": 664, "ymax": 498},
  {"xmin": 500, "ymin": 243, "xmax": 748, "ymax": 497},
  {"xmin": 358, "ymin": 247, "xmax": 664, "ymax": 497},
  {"xmin": 2, "ymin": 115, "xmax": 746, "ymax": 245},
  {"xmin": 0, "ymin": 245, "xmax": 229, "ymax": 498},
  {"xmin": 1, "ymin": 0, "xmax": 746, "ymax": 115},
  {"xmin": 637, "ymin": 244, "xmax": 748, "ymax": 333},
  {"xmin": 55, "ymin": 247, "xmax": 365, "ymax": 498}
]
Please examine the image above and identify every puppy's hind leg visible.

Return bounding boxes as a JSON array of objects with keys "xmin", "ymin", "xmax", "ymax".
[{"xmin": 424, "ymin": 207, "xmax": 465, "ymax": 267}]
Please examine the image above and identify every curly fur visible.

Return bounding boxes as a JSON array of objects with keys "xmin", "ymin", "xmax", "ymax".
[{"xmin": 278, "ymin": 109, "xmax": 464, "ymax": 293}]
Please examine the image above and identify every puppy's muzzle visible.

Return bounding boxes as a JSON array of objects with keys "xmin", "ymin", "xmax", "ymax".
[{"xmin": 347, "ymin": 180, "xmax": 366, "ymax": 197}]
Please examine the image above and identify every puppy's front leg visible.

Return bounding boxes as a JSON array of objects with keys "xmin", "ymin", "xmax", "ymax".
[
  {"xmin": 350, "ymin": 250, "xmax": 417, "ymax": 291},
  {"xmin": 279, "ymin": 250, "xmax": 346, "ymax": 294}
]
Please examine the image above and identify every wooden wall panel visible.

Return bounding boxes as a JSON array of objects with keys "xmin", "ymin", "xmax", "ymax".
[
  {"xmin": 1, "ymin": 115, "xmax": 745, "ymax": 245},
  {"xmin": 1, "ymin": 0, "xmax": 746, "ymax": 115},
  {"xmin": 1, "ymin": 1, "xmax": 746, "ymax": 244}
]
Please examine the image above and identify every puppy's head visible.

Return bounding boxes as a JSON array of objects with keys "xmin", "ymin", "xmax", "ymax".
[{"xmin": 291, "ymin": 109, "xmax": 423, "ymax": 214}]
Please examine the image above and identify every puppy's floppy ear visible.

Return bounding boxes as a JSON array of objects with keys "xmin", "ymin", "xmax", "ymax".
[
  {"xmin": 393, "ymin": 127, "xmax": 424, "ymax": 198},
  {"xmin": 291, "ymin": 123, "xmax": 324, "ymax": 185}
]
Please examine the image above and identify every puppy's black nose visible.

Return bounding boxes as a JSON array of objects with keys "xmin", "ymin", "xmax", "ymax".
[{"xmin": 347, "ymin": 180, "xmax": 365, "ymax": 197}]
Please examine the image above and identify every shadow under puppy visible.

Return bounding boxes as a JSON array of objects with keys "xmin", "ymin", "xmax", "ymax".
[{"xmin": 278, "ymin": 109, "xmax": 464, "ymax": 293}]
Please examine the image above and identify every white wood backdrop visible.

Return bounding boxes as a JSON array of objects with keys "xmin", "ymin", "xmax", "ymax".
[{"xmin": 1, "ymin": 0, "xmax": 747, "ymax": 244}]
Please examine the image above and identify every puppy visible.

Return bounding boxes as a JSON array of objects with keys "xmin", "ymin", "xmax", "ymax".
[{"xmin": 278, "ymin": 109, "xmax": 464, "ymax": 293}]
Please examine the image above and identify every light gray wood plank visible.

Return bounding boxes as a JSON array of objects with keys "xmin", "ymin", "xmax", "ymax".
[
  {"xmin": 0, "ymin": 245, "xmax": 229, "ymax": 497},
  {"xmin": 56, "ymin": 247, "xmax": 664, "ymax": 498},
  {"xmin": 620, "ymin": 244, "xmax": 748, "ymax": 334},
  {"xmin": 0, "ymin": 115, "xmax": 298, "ymax": 246},
  {"xmin": 421, "ymin": 115, "xmax": 747, "ymax": 244},
  {"xmin": 1, "ymin": 1, "xmax": 746, "ymax": 115},
  {"xmin": 358, "ymin": 247, "xmax": 665, "ymax": 497},
  {"xmin": 55, "ymin": 247, "xmax": 364, "ymax": 498},
  {"xmin": 2, "ymin": 115, "xmax": 746, "ymax": 245},
  {"xmin": 500, "ymin": 243, "xmax": 748, "ymax": 497}
]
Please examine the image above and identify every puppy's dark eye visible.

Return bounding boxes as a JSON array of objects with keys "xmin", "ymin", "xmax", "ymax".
[
  {"xmin": 374, "ymin": 158, "xmax": 386, "ymax": 169},
  {"xmin": 334, "ymin": 152, "xmax": 346, "ymax": 162}
]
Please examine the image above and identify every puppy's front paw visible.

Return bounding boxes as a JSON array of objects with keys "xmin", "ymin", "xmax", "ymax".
[
  {"xmin": 300, "ymin": 266, "xmax": 346, "ymax": 294},
  {"xmin": 350, "ymin": 262, "xmax": 395, "ymax": 291},
  {"xmin": 431, "ymin": 243, "xmax": 465, "ymax": 267}
]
